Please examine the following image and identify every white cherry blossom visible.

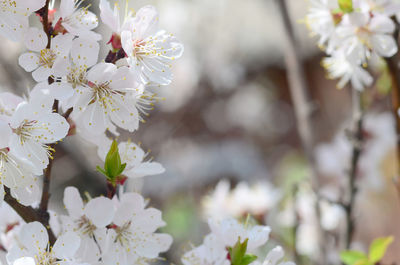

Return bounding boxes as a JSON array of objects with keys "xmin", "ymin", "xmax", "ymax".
[
  {"xmin": 335, "ymin": 12, "xmax": 397, "ymax": 61},
  {"xmin": 100, "ymin": 1, "xmax": 184, "ymax": 85},
  {"xmin": 208, "ymin": 218, "xmax": 270, "ymax": 252},
  {"xmin": 8, "ymin": 90, "xmax": 69, "ymax": 172},
  {"xmin": 6, "ymin": 222, "xmax": 84, "ymax": 265},
  {"xmin": 182, "ymin": 234, "xmax": 229, "ymax": 265},
  {"xmin": 120, "ymin": 6, "xmax": 184, "ymax": 85},
  {"xmin": 18, "ymin": 27, "xmax": 73, "ymax": 82},
  {"xmin": 0, "ymin": 120, "xmax": 41, "ymax": 206},
  {"xmin": 101, "ymin": 192, "xmax": 172, "ymax": 265},
  {"xmin": 0, "ymin": 0, "xmax": 46, "ymax": 41},
  {"xmin": 71, "ymin": 62, "xmax": 141, "ymax": 134},
  {"xmin": 252, "ymin": 247, "xmax": 295, "ymax": 265},
  {"xmin": 61, "ymin": 186, "xmax": 115, "ymax": 263},
  {"xmin": 322, "ymin": 51, "xmax": 373, "ymax": 90},
  {"xmin": 53, "ymin": 0, "xmax": 101, "ymax": 40}
]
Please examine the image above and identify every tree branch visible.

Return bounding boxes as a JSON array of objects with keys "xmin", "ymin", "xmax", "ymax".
[
  {"xmin": 386, "ymin": 26, "xmax": 400, "ymax": 197},
  {"xmin": 344, "ymin": 88, "xmax": 364, "ymax": 249},
  {"xmin": 4, "ymin": 188, "xmax": 56, "ymax": 245},
  {"xmin": 275, "ymin": 0, "xmax": 327, "ymax": 262}
]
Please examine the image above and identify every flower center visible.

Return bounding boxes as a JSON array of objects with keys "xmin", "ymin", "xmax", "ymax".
[
  {"xmin": 67, "ymin": 66, "xmax": 87, "ymax": 89},
  {"xmin": 39, "ymin": 49, "xmax": 57, "ymax": 68},
  {"xmin": 132, "ymin": 39, "xmax": 147, "ymax": 57},
  {"xmin": 75, "ymin": 216, "xmax": 97, "ymax": 236},
  {"xmin": 114, "ymin": 222, "xmax": 132, "ymax": 247},
  {"xmin": 35, "ymin": 249, "xmax": 57, "ymax": 265},
  {"xmin": 13, "ymin": 119, "xmax": 37, "ymax": 144}
]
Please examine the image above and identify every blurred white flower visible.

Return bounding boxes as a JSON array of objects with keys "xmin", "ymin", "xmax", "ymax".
[{"xmin": 202, "ymin": 180, "xmax": 281, "ymax": 221}]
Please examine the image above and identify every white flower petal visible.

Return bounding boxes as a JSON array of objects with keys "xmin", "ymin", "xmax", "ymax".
[
  {"xmin": 53, "ymin": 232, "xmax": 80, "ymax": 259},
  {"xmin": 18, "ymin": 52, "xmax": 40, "ymax": 72},
  {"xmin": 63, "ymin": 186, "xmax": 84, "ymax": 218},
  {"xmin": 24, "ymin": 27, "xmax": 47, "ymax": 52},
  {"xmin": 84, "ymin": 197, "xmax": 115, "ymax": 228}
]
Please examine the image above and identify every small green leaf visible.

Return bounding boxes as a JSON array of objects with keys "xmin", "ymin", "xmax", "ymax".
[
  {"xmin": 228, "ymin": 238, "xmax": 258, "ymax": 265},
  {"xmin": 241, "ymin": 254, "xmax": 258, "ymax": 265},
  {"xmin": 354, "ymin": 260, "xmax": 372, "ymax": 265},
  {"xmin": 116, "ymin": 163, "xmax": 127, "ymax": 176},
  {"xmin": 338, "ymin": 0, "xmax": 353, "ymax": 13},
  {"xmin": 96, "ymin": 166, "xmax": 107, "ymax": 177},
  {"xmin": 340, "ymin": 250, "xmax": 367, "ymax": 265},
  {"xmin": 97, "ymin": 140, "xmax": 126, "ymax": 182},
  {"xmin": 369, "ymin": 236, "xmax": 394, "ymax": 263}
]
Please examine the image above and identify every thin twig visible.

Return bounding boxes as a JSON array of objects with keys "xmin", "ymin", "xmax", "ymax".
[
  {"xmin": 63, "ymin": 107, "xmax": 73, "ymax": 119},
  {"xmin": 275, "ymin": 0, "xmax": 327, "ymax": 263},
  {"xmin": 386, "ymin": 26, "xmax": 400, "ymax": 197},
  {"xmin": 292, "ymin": 184, "xmax": 301, "ymax": 264},
  {"xmin": 344, "ymin": 88, "xmax": 364, "ymax": 249},
  {"xmin": 42, "ymin": 0, "xmax": 51, "ymax": 49},
  {"xmin": 38, "ymin": 0, "xmax": 57, "ymax": 223}
]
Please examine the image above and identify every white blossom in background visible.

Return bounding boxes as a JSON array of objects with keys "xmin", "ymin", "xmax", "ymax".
[
  {"xmin": 252, "ymin": 247, "xmax": 295, "ymax": 265},
  {"xmin": 277, "ymin": 185, "xmax": 345, "ymax": 260},
  {"xmin": 19, "ymin": 28, "xmax": 74, "ymax": 82},
  {"xmin": 306, "ymin": 0, "xmax": 400, "ymax": 90},
  {"xmin": 322, "ymin": 51, "xmax": 373, "ymax": 90},
  {"xmin": 101, "ymin": 192, "xmax": 172, "ymax": 265},
  {"xmin": 315, "ymin": 112, "xmax": 396, "ymax": 191},
  {"xmin": 0, "ymin": 0, "xmax": 46, "ymax": 41},
  {"xmin": 182, "ymin": 217, "xmax": 294, "ymax": 265},
  {"xmin": 6, "ymin": 222, "xmax": 84, "ymax": 265},
  {"xmin": 202, "ymin": 180, "xmax": 281, "ymax": 221},
  {"xmin": 208, "ymin": 218, "xmax": 270, "ymax": 252},
  {"xmin": 61, "ymin": 187, "xmax": 115, "ymax": 264},
  {"xmin": 305, "ymin": 0, "xmax": 339, "ymax": 47},
  {"xmin": 182, "ymin": 234, "xmax": 229, "ymax": 265},
  {"xmin": 334, "ymin": 12, "xmax": 397, "ymax": 61},
  {"xmin": 97, "ymin": 138, "xmax": 165, "ymax": 180}
]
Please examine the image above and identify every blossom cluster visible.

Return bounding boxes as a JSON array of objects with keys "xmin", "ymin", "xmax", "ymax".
[{"xmin": 306, "ymin": 0, "xmax": 400, "ymax": 90}]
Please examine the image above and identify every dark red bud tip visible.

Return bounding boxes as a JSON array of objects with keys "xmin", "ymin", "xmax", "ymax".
[
  {"xmin": 116, "ymin": 175, "xmax": 128, "ymax": 185},
  {"xmin": 108, "ymin": 33, "xmax": 122, "ymax": 50}
]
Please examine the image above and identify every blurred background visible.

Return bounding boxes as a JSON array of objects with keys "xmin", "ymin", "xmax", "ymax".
[{"xmin": 1, "ymin": 0, "xmax": 400, "ymax": 264}]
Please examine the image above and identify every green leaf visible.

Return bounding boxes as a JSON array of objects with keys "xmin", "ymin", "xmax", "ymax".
[
  {"xmin": 228, "ymin": 238, "xmax": 258, "ymax": 265},
  {"xmin": 340, "ymin": 250, "xmax": 367, "ymax": 265},
  {"xmin": 96, "ymin": 166, "xmax": 107, "ymax": 177},
  {"xmin": 97, "ymin": 140, "xmax": 126, "ymax": 182},
  {"xmin": 116, "ymin": 163, "xmax": 127, "ymax": 176},
  {"xmin": 338, "ymin": 0, "xmax": 353, "ymax": 13},
  {"xmin": 241, "ymin": 254, "xmax": 258, "ymax": 265},
  {"xmin": 369, "ymin": 236, "xmax": 394, "ymax": 263}
]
